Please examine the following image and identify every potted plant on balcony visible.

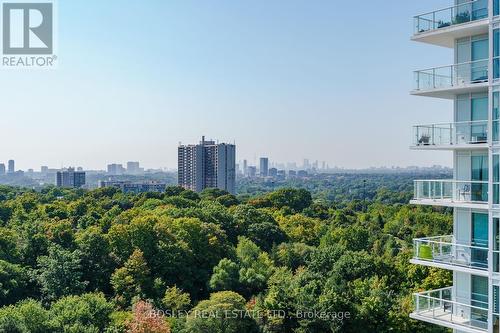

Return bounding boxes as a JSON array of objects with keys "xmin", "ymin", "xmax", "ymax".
[
  {"xmin": 418, "ymin": 244, "xmax": 433, "ymax": 260},
  {"xmin": 418, "ymin": 134, "xmax": 430, "ymax": 145},
  {"xmin": 453, "ymin": 11, "xmax": 471, "ymax": 25},
  {"xmin": 437, "ymin": 20, "xmax": 451, "ymax": 29}
]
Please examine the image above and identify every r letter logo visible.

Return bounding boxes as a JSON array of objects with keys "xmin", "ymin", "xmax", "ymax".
[{"xmin": 1, "ymin": 1, "xmax": 56, "ymax": 68}]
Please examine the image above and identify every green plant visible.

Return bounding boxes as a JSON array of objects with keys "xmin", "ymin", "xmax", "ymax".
[
  {"xmin": 418, "ymin": 245, "xmax": 433, "ymax": 260},
  {"xmin": 453, "ymin": 11, "xmax": 471, "ymax": 24}
]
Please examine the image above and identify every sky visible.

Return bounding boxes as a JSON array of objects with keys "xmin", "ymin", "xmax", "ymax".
[{"xmin": 0, "ymin": 0, "xmax": 457, "ymax": 170}]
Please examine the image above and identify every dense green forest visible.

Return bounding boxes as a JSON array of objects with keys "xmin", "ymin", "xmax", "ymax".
[
  {"xmin": 0, "ymin": 181, "xmax": 452, "ymax": 332},
  {"xmin": 236, "ymin": 172, "xmax": 452, "ymax": 205}
]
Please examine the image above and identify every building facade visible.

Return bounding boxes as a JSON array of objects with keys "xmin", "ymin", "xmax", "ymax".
[
  {"xmin": 7, "ymin": 160, "xmax": 14, "ymax": 173},
  {"xmin": 260, "ymin": 157, "xmax": 269, "ymax": 177},
  {"xmin": 0, "ymin": 164, "xmax": 5, "ymax": 175},
  {"xmin": 178, "ymin": 137, "xmax": 236, "ymax": 194},
  {"xmin": 56, "ymin": 168, "xmax": 86, "ymax": 188},
  {"xmin": 410, "ymin": 1, "xmax": 500, "ymax": 332}
]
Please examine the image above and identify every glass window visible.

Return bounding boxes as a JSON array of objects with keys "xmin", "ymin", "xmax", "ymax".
[
  {"xmin": 495, "ymin": 30, "xmax": 500, "ymax": 78},
  {"xmin": 494, "ymin": 92, "xmax": 500, "ymax": 142},
  {"xmin": 496, "ymin": 0, "xmax": 500, "ymax": 17},
  {"xmin": 472, "ymin": 275, "xmax": 489, "ymax": 322},
  {"xmin": 472, "ymin": 155, "xmax": 488, "ymax": 202}
]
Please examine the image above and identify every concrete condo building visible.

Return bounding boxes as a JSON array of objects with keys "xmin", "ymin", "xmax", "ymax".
[
  {"xmin": 410, "ymin": 1, "xmax": 500, "ymax": 332},
  {"xmin": 56, "ymin": 168, "xmax": 86, "ymax": 188},
  {"xmin": 178, "ymin": 136, "xmax": 236, "ymax": 194}
]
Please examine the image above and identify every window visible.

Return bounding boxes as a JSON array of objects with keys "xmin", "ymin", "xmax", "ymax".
[
  {"xmin": 495, "ymin": 29, "xmax": 500, "ymax": 79},
  {"xmin": 494, "ymin": 92, "xmax": 500, "ymax": 142},
  {"xmin": 472, "ymin": 275, "xmax": 489, "ymax": 322},
  {"xmin": 472, "ymin": 155, "xmax": 488, "ymax": 201},
  {"xmin": 472, "ymin": 213, "xmax": 488, "ymax": 267}
]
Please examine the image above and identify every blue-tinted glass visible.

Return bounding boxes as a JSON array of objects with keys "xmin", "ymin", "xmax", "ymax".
[
  {"xmin": 472, "ymin": 96, "xmax": 488, "ymax": 120},
  {"xmin": 495, "ymin": 30, "xmax": 500, "ymax": 57},
  {"xmin": 496, "ymin": 0, "xmax": 500, "ymax": 16},
  {"xmin": 472, "ymin": 38, "xmax": 488, "ymax": 61},
  {"xmin": 473, "ymin": 213, "xmax": 489, "ymax": 247},
  {"xmin": 495, "ymin": 155, "xmax": 500, "ymax": 182}
]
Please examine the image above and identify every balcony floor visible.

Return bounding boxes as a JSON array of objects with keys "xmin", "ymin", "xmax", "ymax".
[
  {"xmin": 411, "ymin": 82, "xmax": 488, "ymax": 99},
  {"xmin": 410, "ymin": 258, "xmax": 489, "ymax": 276},
  {"xmin": 410, "ymin": 143, "xmax": 488, "ymax": 151},
  {"xmin": 412, "ymin": 18, "xmax": 489, "ymax": 48},
  {"xmin": 411, "ymin": 309, "xmax": 487, "ymax": 333},
  {"xmin": 410, "ymin": 199, "xmax": 488, "ymax": 210}
]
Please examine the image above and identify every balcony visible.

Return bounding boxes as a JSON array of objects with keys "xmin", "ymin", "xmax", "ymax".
[
  {"xmin": 411, "ymin": 180, "xmax": 488, "ymax": 209},
  {"xmin": 413, "ymin": 0, "xmax": 489, "ymax": 48},
  {"xmin": 411, "ymin": 287, "xmax": 488, "ymax": 333},
  {"xmin": 412, "ymin": 121, "xmax": 488, "ymax": 150},
  {"xmin": 411, "ymin": 235, "xmax": 488, "ymax": 275},
  {"xmin": 412, "ymin": 60, "xmax": 488, "ymax": 99}
]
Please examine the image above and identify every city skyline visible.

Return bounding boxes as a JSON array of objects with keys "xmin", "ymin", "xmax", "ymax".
[{"xmin": 0, "ymin": 0, "xmax": 454, "ymax": 170}]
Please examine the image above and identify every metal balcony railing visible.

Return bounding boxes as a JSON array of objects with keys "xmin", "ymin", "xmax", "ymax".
[
  {"xmin": 414, "ymin": 60, "xmax": 488, "ymax": 92},
  {"xmin": 414, "ymin": 0, "xmax": 488, "ymax": 34},
  {"xmin": 413, "ymin": 235, "xmax": 488, "ymax": 271},
  {"xmin": 413, "ymin": 120, "xmax": 488, "ymax": 147},
  {"xmin": 413, "ymin": 180, "xmax": 488, "ymax": 204},
  {"xmin": 413, "ymin": 287, "xmax": 488, "ymax": 332}
]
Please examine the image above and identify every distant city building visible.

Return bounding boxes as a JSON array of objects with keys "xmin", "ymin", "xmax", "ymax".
[
  {"xmin": 259, "ymin": 157, "xmax": 269, "ymax": 177},
  {"xmin": 0, "ymin": 164, "xmax": 5, "ymax": 175},
  {"xmin": 107, "ymin": 164, "xmax": 125, "ymax": 175},
  {"xmin": 243, "ymin": 159, "xmax": 248, "ymax": 176},
  {"xmin": 7, "ymin": 160, "xmax": 14, "ymax": 173},
  {"xmin": 297, "ymin": 170, "xmax": 308, "ymax": 178},
  {"xmin": 178, "ymin": 136, "xmax": 236, "ymax": 194},
  {"xmin": 41, "ymin": 166, "xmax": 49, "ymax": 174},
  {"xmin": 303, "ymin": 159, "xmax": 309, "ymax": 170},
  {"xmin": 247, "ymin": 166, "xmax": 256, "ymax": 178},
  {"xmin": 126, "ymin": 161, "xmax": 143, "ymax": 174},
  {"xmin": 56, "ymin": 168, "xmax": 86, "ymax": 188},
  {"xmin": 99, "ymin": 180, "xmax": 167, "ymax": 194},
  {"xmin": 277, "ymin": 170, "xmax": 286, "ymax": 180},
  {"xmin": 269, "ymin": 167, "xmax": 278, "ymax": 177}
]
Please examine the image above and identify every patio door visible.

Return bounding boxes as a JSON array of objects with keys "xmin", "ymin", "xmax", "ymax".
[
  {"xmin": 471, "ymin": 275, "xmax": 488, "ymax": 323},
  {"xmin": 471, "ymin": 154, "xmax": 488, "ymax": 202},
  {"xmin": 471, "ymin": 212, "xmax": 488, "ymax": 267},
  {"xmin": 471, "ymin": 36, "xmax": 488, "ymax": 82}
]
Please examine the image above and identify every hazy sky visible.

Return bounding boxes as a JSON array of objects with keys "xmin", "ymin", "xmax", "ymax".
[{"xmin": 0, "ymin": 0, "xmax": 456, "ymax": 170}]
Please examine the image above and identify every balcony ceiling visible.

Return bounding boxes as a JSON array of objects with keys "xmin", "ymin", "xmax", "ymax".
[
  {"xmin": 411, "ymin": 82, "xmax": 488, "ymax": 99},
  {"xmin": 412, "ymin": 19, "xmax": 489, "ymax": 48}
]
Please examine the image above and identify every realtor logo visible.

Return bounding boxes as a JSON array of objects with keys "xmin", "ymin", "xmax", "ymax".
[{"xmin": 1, "ymin": 1, "xmax": 56, "ymax": 68}]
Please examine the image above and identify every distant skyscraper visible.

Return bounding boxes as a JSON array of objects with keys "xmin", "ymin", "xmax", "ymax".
[
  {"xmin": 41, "ymin": 166, "xmax": 49, "ymax": 174},
  {"xmin": 259, "ymin": 157, "xmax": 269, "ymax": 177},
  {"xmin": 126, "ymin": 161, "xmax": 142, "ymax": 174},
  {"xmin": 7, "ymin": 160, "xmax": 14, "ymax": 173},
  {"xmin": 247, "ymin": 166, "xmax": 256, "ymax": 178},
  {"xmin": 107, "ymin": 164, "xmax": 125, "ymax": 175},
  {"xmin": 243, "ymin": 159, "xmax": 248, "ymax": 176},
  {"xmin": 56, "ymin": 168, "xmax": 86, "ymax": 188},
  {"xmin": 303, "ymin": 159, "xmax": 309, "ymax": 170},
  {"xmin": 178, "ymin": 136, "xmax": 236, "ymax": 194},
  {"xmin": 269, "ymin": 168, "xmax": 277, "ymax": 177},
  {"xmin": 0, "ymin": 164, "xmax": 5, "ymax": 175}
]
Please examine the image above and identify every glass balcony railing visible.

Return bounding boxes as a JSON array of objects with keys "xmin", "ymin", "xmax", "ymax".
[
  {"xmin": 413, "ymin": 121, "xmax": 488, "ymax": 147},
  {"xmin": 414, "ymin": 180, "xmax": 488, "ymax": 204},
  {"xmin": 414, "ymin": 60, "xmax": 488, "ymax": 92},
  {"xmin": 413, "ymin": 235, "xmax": 488, "ymax": 271},
  {"xmin": 413, "ymin": 287, "xmax": 488, "ymax": 332},
  {"xmin": 414, "ymin": 0, "xmax": 488, "ymax": 35}
]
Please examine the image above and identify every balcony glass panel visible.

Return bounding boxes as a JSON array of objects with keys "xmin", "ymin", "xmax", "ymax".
[
  {"xmin": 414, "ymin": 235, "xmax": 488, "ymax": 270},
  {"xmin": 413, "ymin": 287, "xmax": 488, "ymax": 332},
  {"xmin": 414, "ymin": 0, "xmax": 488, "ymax": 34},
  {"xmin": 414, "ymin": 180, "xmax": 488, "ymax": 204},
  {"xmin": 414, "ymin": 60, "xmax": 488, "ymax": 91},
  {"xmin": 412, "ymin": 121, "xmax": 487, "ymax": 147}
]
